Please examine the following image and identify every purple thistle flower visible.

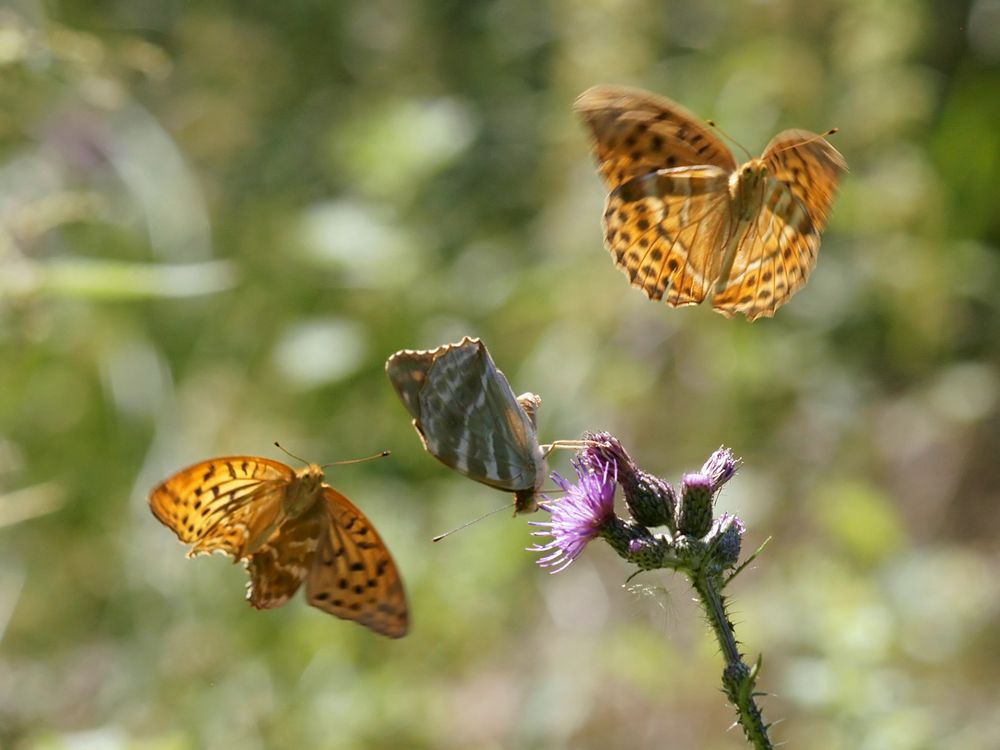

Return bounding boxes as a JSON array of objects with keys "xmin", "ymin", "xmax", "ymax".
[
  {"xmin": 528, "ymin": 456, "xmax": 617, "ymax": 573},
  {"xmin": 701, "ymin": 446, "xmax": 741, "ymax": 493}
]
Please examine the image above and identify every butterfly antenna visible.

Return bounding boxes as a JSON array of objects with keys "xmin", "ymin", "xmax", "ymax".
[
  {"xmin": 769, "ymin": 128, "xmax": 839, "ymax": 155},
  {"xmin": 322, "ymin": 450, "xmax": 391, "ymax": 468},
  {"xmin": 432, "ymin": 502, "xmax": 510, "ymax": 543},
  {"xmin": 274, "ymin": 442, "xmax": 391, "ymax": 468},
  {"xmin": 706, "ymin": 119, "xmax": 753, "ymax": 161},
  {"xmin": 274, "ymin": 441, "xmax": 309, "ymax": 465}
]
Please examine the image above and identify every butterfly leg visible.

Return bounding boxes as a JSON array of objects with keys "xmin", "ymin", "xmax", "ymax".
[{"xmin": 539, "ymin": 439, "xmax": 597, "ymax": 458}]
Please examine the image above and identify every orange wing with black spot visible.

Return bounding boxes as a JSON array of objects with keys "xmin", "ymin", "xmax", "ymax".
[
  {"xmin": 149, "ymin": 456, "xmax": 293, "ymax": 559},
  {"xmin": 711, "ymin": 130, "xmax": 847, "ymax": 320},
  {"xmin": 577, "ymin": 85, "xmax": 845, "ymax": 321},
  {"xmin": 304, "ymin": 487, "xmax": 409, "ymax": 638},
  {"xmin": 151, "ymin": 456, "xmax": 409, "ymax": 638}
]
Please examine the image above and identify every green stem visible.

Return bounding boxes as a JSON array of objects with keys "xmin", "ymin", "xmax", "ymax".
[{"xmin": 690, "ymin": 571, "xmax": 773, "ymax": 750}]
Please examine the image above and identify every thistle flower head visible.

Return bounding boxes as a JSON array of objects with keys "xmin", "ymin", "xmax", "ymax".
[
  {"xmin": 583, "ymin": 431, "xmax": 676, "ymax": 530},
  {"xmin": 582, "ymin": 432, "xmax": 635, "ymax": 477},
  {"xmin": 528, "ymin": 455, "xmax": 616, "ymax": 573},
  {"xmin": 701, "ymin": 446, "xmax": 741, "ymax": 493}
]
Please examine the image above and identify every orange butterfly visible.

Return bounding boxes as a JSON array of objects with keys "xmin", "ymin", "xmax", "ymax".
[
  {"xmin": 575, "ymin": 85, "xmax": 847, "ymax": 321},
  {"xmin": 149, "ymin": 455, "xmax": 408, "ymax": 638}
]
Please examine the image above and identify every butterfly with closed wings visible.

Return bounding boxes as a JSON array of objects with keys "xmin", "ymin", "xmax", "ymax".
[
  {"xmin": 386, "ymin": 337, "xmax": 549, "ymax": 515},
  {"xmin": 575, "ymin": 85, "xmax": 847, "ymax": 321}
]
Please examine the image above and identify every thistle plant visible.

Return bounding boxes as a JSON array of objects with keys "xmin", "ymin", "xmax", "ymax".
[{"xmin": 529, "ymin": 432, "xmax": 772, "ymax": 749}]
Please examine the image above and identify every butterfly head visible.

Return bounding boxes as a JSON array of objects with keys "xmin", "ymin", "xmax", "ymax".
[
  {"xmin": 740, "ymin": 159, "xmax": 768, "ymax": 182},
  {"xmin": 287, "ymin": 464, "xmax": 325, "ymax": 517},
  {"xmin": 732, "ymin": 159, "xmax": 769, "ymax": 221},
  {"xmin": 513, "ymin": 488, "xmax": 540, "ymax": 515}
]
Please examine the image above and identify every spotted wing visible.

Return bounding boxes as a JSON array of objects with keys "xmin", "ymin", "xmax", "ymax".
[
  {"xmin": 245, "ymin": 502, "xmax": 326, "ymax": 609},
  {"xmin": 575, "ymin": 85, "xmax": 736, "ymax": 192},
  {"xmin": 305, "ymin": 487, "xmax": 408, "ymax": 638},
  {"xmin": 711, "ymin": 130, "xmax": 846, "ymax": 321},
  {"xmin": 149, "ymin": 457, "xmax": 294, "ymax": 558},
  {"xmin": 605, "ymin": 166, "xmax": 733, "ymax": 306}
]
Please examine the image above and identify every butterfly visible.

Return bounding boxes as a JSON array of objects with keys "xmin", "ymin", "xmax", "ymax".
[
  {"xmin": 149, "ymin": 456, "xmax": 408, "ymax": 638},
  {"xmin": 386, "ymin": 336, "xmax": 547, "ymax": 515},
  {"xmin": 575, "ymin": 85, "xmax": 847, "ymax": 321}
]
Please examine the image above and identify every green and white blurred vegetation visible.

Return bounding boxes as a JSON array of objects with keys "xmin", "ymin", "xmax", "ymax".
[{"xmin": 2, "ymin": 0, "xmax": 1000, "ymax": 748}]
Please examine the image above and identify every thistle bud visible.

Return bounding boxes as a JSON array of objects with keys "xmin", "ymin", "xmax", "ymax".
[{"xmin": 677, "ymin": 472, "xmax": 714, "ymax": 538}]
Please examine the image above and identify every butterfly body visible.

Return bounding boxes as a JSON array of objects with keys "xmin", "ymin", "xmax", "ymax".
[
  {"xmin": 576, "ymin": 85, "xmax": 846, "ymax": 321},
  {"xmin": 717, "ymin": 159, "xmax": 769, "ymax": 291},
  {"xmin": 150, "ymin": 455, "xmax": 408, "ymax": 638},
  {"xmin": 386, "ymin": 337, "xmax": 547, "ymax": 514},
  {"xmin": 283, "ymin": 464, "xmax": 324, "ymax": 519}
]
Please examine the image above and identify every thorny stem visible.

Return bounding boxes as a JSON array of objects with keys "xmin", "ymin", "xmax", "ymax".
[
  {"xmin": 537, "ymin": 440, "xmax": 772, "ymax": 748},
  {"xmin": 608, "ymin": 527, "xmax": 774, "ymax": 748},
  {"xmin": 690, "ymin": 571, "xmax": 772, "ymax": 750}
]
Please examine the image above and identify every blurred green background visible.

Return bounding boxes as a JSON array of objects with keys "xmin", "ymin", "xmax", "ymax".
[{"xmin": 2, "ymin": 0, "xmax": 999, "ymax": 748}]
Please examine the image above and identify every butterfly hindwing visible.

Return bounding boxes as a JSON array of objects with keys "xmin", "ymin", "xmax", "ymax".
[
  {"xmin": 711, "ymin": 178, "xmax": 814, "ymax": 320},
  {"xmin": 246, "ymin": 502, "xmax": 325, "ymax": 609},
  {"xmin": 606, "ymin": 166, "xmax": 733, "ymax": 305},
  {"xmin": 306, "ymin": 487, "xmax": 408, "ymax": 639}
]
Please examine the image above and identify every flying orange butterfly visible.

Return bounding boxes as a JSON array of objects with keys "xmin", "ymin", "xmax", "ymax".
[
  {"xmin": 149, "ymin": 454, "xmax": 408, "ymax": 638},
  {"xmin": 575, "ymin": 85, "xmax": 847, "ymax": 321}
]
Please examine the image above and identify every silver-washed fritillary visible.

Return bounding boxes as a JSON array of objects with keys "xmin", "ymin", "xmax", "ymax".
[
  {"xmin": 149, "ymin": 456, "xmax": 409, "ymax": 638},
  {"xmin": 575, "ymin": 85, "xmax": 847, "ymax": 321},
  {"xmin": 386, "ymin": 337, "xmax": 547, "ymax": 515}
]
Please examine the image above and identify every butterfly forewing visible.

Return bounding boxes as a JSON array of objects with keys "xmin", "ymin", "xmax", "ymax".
[
  {"xmin": 762, "ymin": 129, "xmax": 846, "ymax": 233},
  {"xmin": 306, "ymin": 487, "xmax": 408, "ymax": 639},
  {"xmin": 383, "ymin": 349, "xmax": 433, "ymax": 421},
  {"xmin": 575, "ymin": 85, "xmax": 736, "ymax": 190},
  {"xmin": 149, "ymin": 457, "xmax": 294, "ymax": 558},
  {"xmin": 577, "ymin": 85, "xmax": 845, "ymax": 320}
]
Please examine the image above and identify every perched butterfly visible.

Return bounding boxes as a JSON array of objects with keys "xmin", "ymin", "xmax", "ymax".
[
  {"xmin": 149, "ymin": 456, "xmax": 408, "ymax": 638},
  {"xmin": 575, "ymin": 85, "xmax": 847, "ymax": 321},
  {"xmin": 386, "ymin": 337, "xmax": 547, "ymax": 515}
]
